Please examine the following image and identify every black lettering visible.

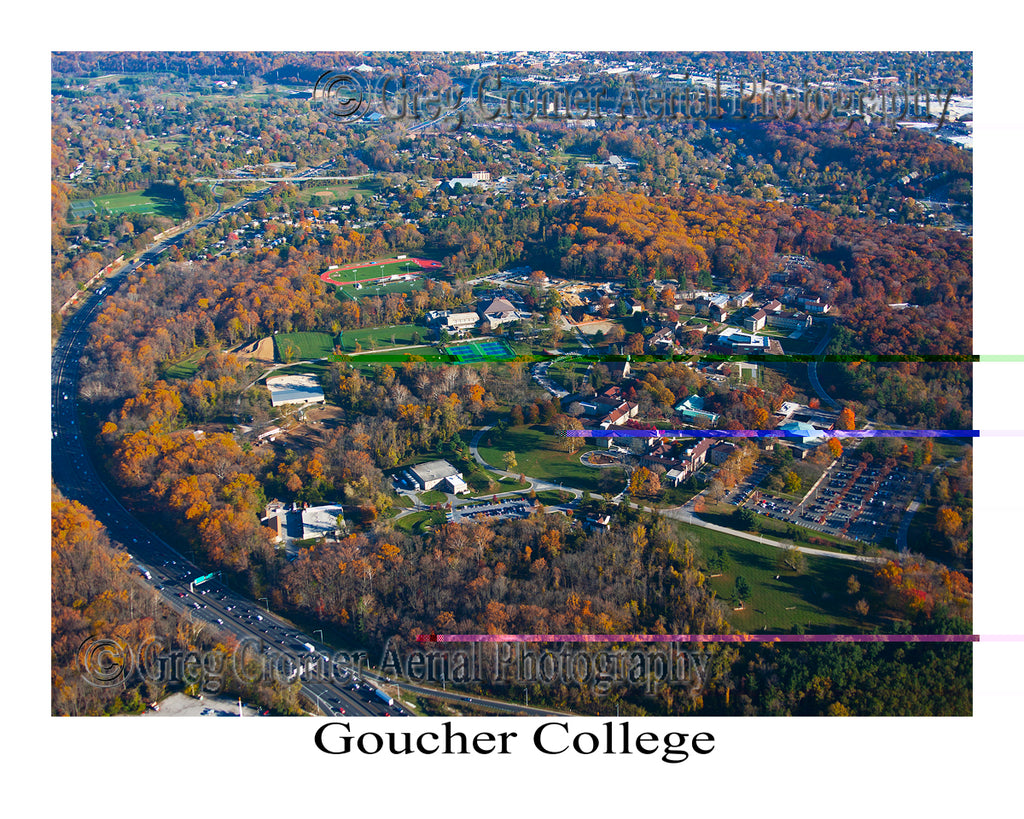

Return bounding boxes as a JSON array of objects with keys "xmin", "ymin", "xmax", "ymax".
[
  {"xmin": 314, "ymin": 721, "xmax": 349, "ymax": 754},
  {"xmin": 634, "ymin": 732, "xmax": 659, "ymax": 754},
  {"xmin": 692, "ymin": 731, "xmax": 715, "ymax": 754},
  {"xmin": 534, "ymin": 721, "xmax": 569, "ymax": 755},
  {"xmin": 472, "ymin": 732, "xmax": 496, "ymax": 754}
]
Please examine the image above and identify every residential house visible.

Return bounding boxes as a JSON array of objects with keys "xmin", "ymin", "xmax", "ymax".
[
  {"xmin": 709, "ymin": 302, "xmax": 730, "ymax": 323},
  {"xmin": 646, "ymin": 327, "xmax": 679, "ymax": 354}
]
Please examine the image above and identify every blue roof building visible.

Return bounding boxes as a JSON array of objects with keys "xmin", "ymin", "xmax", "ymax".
[{"xmin": 674, "ymin": 394, "xmax": 721, "ymax": 425}]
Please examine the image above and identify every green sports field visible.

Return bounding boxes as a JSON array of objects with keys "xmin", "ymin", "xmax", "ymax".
[
  {"xmin": 444, "ymin": 339, "xmax": 516, "ymax": 363},
  {"xmin": 274, "ymin": 332, "xmax": 338, "ymax": 361},
  {"xmin": 337, "ymin": 324, "xmax": 425, "ymax": 352},
  {"xmin": 69, "ymin": 190, "xmax": 185, "ymax": 220},
  {"xmin": 325, "ymin": 259, "xmax": 423, "ymax": 285}
]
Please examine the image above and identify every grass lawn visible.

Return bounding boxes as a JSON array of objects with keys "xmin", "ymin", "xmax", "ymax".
[
  {"xmin": 333, "ymin": 350, "xmax": 449, "ymax": 369},
  {"xmin": 478, "ymin": 424, "xmax": 608, "ymax": 494},
  {"xmin": 535, "ymin": 490, "xmax": 575, "ymax": 505},
  {"xmin": 294, "ymin": 179, "xmax": 380, "ymax": 207},
  {"xmin": 394, "ymin": 510, "xmax": 445, "ymax": 535},
  {"xmin": 459, "ymin": 459, "xmax": 529, "ymax": 497},
  {"xmin": 274, "ymin": 332, "xmax": 337, "ymax": 361},
  {"xmin": 932, "ymin": 439, "xmax": 972, "ymax": 464},
  {"xmin": 485, "ymin": 474, "xmax": 531, "ymax": 494},
  {"xmin": 268, "ymin": 361, "xmax": 333, "ymax": 380},
  {"xmin": 338, "ymin": 324, "xmax": 425, "ymax": 352},
  {"xmin": 344, "ymin": 277, "xmax": 428, "ymax": 300},
  {"xmin": 418, "ymin": 490, "xmax": 448, "ymax": 505},
  {"xmin": 70, "ymin": 189, "xmax": 185, "ymax": 220},
  {"xmin": 668, "ymin": 520, "xmax": 885, "ymax": 633},
  {"xmin": 658, "ymin": 483, "xmax": 700, "ymax": 508},
  {"xmin": 163, "ymin": 347, "xmax": 208, "ymax": 379}
]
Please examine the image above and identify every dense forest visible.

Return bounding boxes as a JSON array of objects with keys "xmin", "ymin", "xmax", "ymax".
[{"xmin": 51, "ymin": 485, "xmax": 303, "ymax": 715}]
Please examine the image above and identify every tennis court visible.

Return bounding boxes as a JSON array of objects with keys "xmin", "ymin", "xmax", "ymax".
[{"xmin": 445, "ymin": 339, "xmax": 516, "ymax": 363}]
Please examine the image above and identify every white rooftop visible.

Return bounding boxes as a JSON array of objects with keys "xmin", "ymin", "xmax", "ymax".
[{"xmin": 409, "ymin": 460, "xmax": 461, "ymax": 484}]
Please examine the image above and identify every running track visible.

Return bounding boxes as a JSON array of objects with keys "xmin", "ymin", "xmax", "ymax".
[{"xmin": 319, "ymin": 257, "xmax": 443, "ymax": 286}]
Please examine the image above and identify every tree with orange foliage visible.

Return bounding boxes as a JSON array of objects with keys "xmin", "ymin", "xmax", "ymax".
[
  {"xmin": 936, "ymin": 507, "xmax": 962, "ymax": 538},
  {"xmin": 827, "ymin": 438, "xmax": 843, "ymax": 459},
  {"xmin": 838, "ymin": 406, "xmax": 855, "ymax": 430}
]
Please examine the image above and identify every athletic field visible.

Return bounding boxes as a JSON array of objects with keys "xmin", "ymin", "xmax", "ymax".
[
  {"xmin": 320, "ymin": 257, "xmax": 443, "ymax": 287},
  {"xmin": 444, "ymin": 338, "xmax": 516, "ymax": 363},
  {"xmin": 274, "ymin": 332, "xmax": 337, "ymax": 361},
  {"xmin": 69, "ymin": 190, "xmax": 185, "ymax": 219}
]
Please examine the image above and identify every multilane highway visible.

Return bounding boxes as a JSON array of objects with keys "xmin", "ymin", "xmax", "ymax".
[
  {"xmin": 52, "ymin": 171, "xmax": 567, "ymax": 719},
  {"xmin": 51, "ymin": 175, "xmax": 394, "ymax": 718}
]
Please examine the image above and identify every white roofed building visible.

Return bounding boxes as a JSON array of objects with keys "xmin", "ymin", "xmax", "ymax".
[{"xmin": 266, "ymin": 374, "xmax": 325, "ymax": 407}]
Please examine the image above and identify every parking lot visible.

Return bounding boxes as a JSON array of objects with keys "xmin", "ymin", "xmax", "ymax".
[
  {"xmin": 451, "ymin": 497, "xmax": 536, "ymax": 522},
  {"xmin": 793, "ymin": 459, "xmax": 918, "ymax": 544},
  {"xmin": 727, "ymin": 455, "xmax": 922, "ymax": 546}
]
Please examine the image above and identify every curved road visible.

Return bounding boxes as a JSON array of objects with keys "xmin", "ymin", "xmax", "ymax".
[
  {"xmin": 469, "ymin": 425, "xmax": 882, "ymax": 565},
  {"xmin": 807, "ymin": 319, "xmax": 840, "ymax": 410},
  {"xmin": 50, "ymin": 178, "xmax": 416, "ymax": 718}
]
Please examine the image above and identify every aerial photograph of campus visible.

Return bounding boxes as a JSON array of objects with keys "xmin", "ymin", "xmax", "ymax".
[{"xmin": 51, "ymin": 50, "xmax": 974, "ymax": 718}]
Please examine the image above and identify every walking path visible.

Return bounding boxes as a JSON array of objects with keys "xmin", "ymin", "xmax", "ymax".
[{"xmin": 467, "ymin": 425, "xmax": 883, "ymax": 565}]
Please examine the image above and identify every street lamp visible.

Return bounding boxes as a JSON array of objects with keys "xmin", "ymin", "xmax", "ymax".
[
  {"xmin": 259, "ymin": 597, "xmax": 269, "ymax": 611},
  {"xmin": 314, "ymin": 629, "xmax": 324, "ymax": 643}
]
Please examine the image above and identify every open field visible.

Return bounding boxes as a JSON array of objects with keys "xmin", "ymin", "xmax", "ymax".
[
  {"xmin": 162, "ymin": 348, "xmax": 208, "ymax": 379},
  {"xmin": 338, "ymin": 324, "xmax": 425, "ymax": 352},
  {"xmin": 322, "ymin": 257, "xmax": 443, "ymax": 288},
  {"xmin": 295, "ymin": 179, "xmax": 380, "ymax": 206},
  {"xmin": 669, "ymin": 520, "xmax": 886, "ymax": 632},
  {"xmin": 273, "ymin": 332, "xmax": 337, "ymax": 361},
  {"xmin": 478, "ymin": 424, "xmax": 608, "ymax": 493},
  {"xmin": 69, "ymin": 189, "xmax": 185, "ymax": 219},
  {"xmin": 337, "ymin": 277, "xmax": 428, "ymax": 301}
]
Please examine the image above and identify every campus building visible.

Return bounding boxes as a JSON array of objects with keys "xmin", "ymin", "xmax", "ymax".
[
  {"xmin": 265, "ymin": 374, "xmax": 325, "ymax": 407},
  {"xmin": 408, "ymin": 460, "xmax": 469, "ymax": 494},
  {"xmin": 674, "ymin": 394, "xmax": 721, "ymax": 426}
]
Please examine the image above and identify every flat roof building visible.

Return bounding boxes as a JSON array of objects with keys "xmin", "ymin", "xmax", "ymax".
[
  {"xmin": 408, "ymin": 460, "xmax": 468, "ymax": 494},
  {"xmin": 266, "ymin": 374, "xmax": 325, "ymax": 407},
  {"xmin": 301, "ymin": 505, "xmax": 346, "ymax": 540}
]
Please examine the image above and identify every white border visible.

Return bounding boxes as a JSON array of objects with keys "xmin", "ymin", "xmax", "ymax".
[{"xmin": 23, "ymin": 5, "xmax": 1023, "ymax": 816}]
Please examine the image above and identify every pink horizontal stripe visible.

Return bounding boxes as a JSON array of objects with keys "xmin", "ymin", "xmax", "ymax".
[{"xmin": 416, "ymin": 634, "xmax": 984, "ymax": 644}]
